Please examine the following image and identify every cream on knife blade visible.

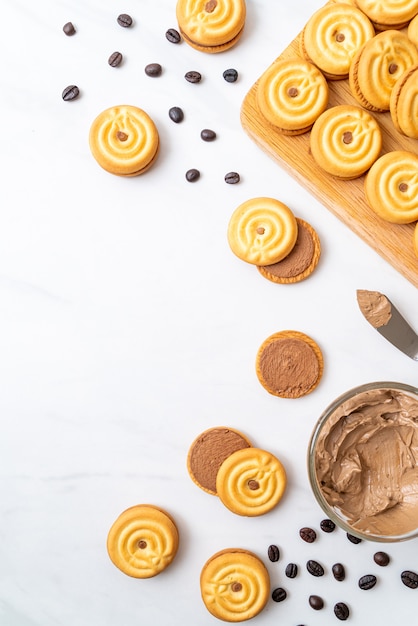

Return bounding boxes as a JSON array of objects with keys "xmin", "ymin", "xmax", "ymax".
[{"xmin": 357, "ymin": 290, "xmax": 418, "ymax": 361}]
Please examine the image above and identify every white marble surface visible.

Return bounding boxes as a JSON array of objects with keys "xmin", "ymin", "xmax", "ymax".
[{"xmin": 1, "ymin": 1, "xmax": 418, "ymax": 624}]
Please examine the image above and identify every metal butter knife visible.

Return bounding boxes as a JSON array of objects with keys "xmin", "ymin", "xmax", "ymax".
[{"xmin": 356, "ymin": 290, "xmax": 418, "ymax": 361}]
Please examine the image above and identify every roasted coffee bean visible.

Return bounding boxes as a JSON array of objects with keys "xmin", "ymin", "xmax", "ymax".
[
  {"xmin": 108, "ymin": 51, "xmax": 123, "ymax": 67},
  {"xmin": 320, "ymin": 518, "xmax": 336, "ymax": 533},
  {"xmin": 309, "ymin": 595, "xmax": 324, "ymax": 610},
  {"xmin": 347, "ymin": 532, "xmax": 362, "ymax": 544},
  {"xmin": 373, "ymin": 551, "xmax": 390, "ymax": 567},
  {"xmin": 201, "ymin": 128, "xmax": 216, "ymax": 142},
  {"xmin": 401, "ymin": 570, "xmax": 418, "ymax": 589},
  {"xmin": 185, "ymin": 168, "xmax": 200, "ymax": 182},
  {"xmin": 185, "ymin": 70, "xmax": 202, "ymax": 83},
  {"xmin": 267, "ymin": 544, "xmax": 280, "ymax": 562},
  {"xmin": 306, "ymin": 559, "xmax": 324, "ymax": 577},
  {"xmin": 63, "ymin": 21, "xmax": 76, "ymax": 36},
  {"xmin": 334, "ymin": 602, "xmax": 350, "ymax": 621},
  {"xmin": 168, "ymin": 106, "xmax": 184, "ymax": 123},
  {"xmin": 145, "ymin": 63, "xmax": 162, "ymax": 77},
  {"xmin": 358, "ymin": 574, "xmax": 377, "ymax": 590},
  {"xmin": 117, "ymin": 13, "xmax": 133, "ymax": 27},
  {"xmin": 62, "ymin": 85, "xmax": 79, "ymax": 101},
  {"xmin": 225, "ymin": 171, "xmax": 240, "ymax": 184},
  {"xmin": 299, "ymin": 527, "xmax": 316, "ymax": 543},
  {"xmin": 223, "ymin": 68, "xmax": 238, "ymax": 83},
  {"xmin": 332, "ymin": 563, "xmax": 346, "ymax": 581},
  {"xmin": 271, "ymin": 587, "xmax": 287, "ymax": 602},
  {"xmin": 166, "ymin": 28, "xmax": 181, "ymax": 43},
  {"xmin": 285, "ymin": 563, "xmax": 298, "ymax": 578}
]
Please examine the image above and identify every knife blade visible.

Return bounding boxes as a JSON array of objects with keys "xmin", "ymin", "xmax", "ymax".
[{"xmin": 356, "ymin": 289, "xmax": 418, "ymax": 361}]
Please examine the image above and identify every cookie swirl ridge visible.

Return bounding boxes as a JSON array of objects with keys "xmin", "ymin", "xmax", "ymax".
[
  {"xmin": 176, "ymin": 0, "xmax": 245, "ymax": 46},
  {"xmin": 355, "ymin": 0, "xmax": 418, "ymax": 29},
  {"xmin": 257, "ymin": 58, "xmax": 329, "ymax": 132},
  {"xmin": 89, "ymin": 105, "xmax": 159, "ymax": 176},
  {"xmin": 216, "ymin": 447, "xmax": 287, "ymax": 516},
  {"xmin": 200, "ymin": 549, "xmax": 270, "ymax": 622},
  {"xmin": 310, "ymin": 105, "xmax": 382, "ymax": 178},
  {"xmin": 227, "ymin": 197, "xmax": 298, "ymax": 265},
  {"xmin": 107, "ymin": 504, "xmax": 179, "ymax": 578},
  {"xmin": 301, "ymin": 4, "xmax": 375, "ymax": 78},
  {"xmin": 365, "ymin": 151, "xmax": 418, "ymax": 223}
]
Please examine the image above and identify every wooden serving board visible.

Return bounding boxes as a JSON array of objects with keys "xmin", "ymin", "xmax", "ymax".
[{"xmin": 241, "ymin": 25, "xmax": 418, "ymax": 288}]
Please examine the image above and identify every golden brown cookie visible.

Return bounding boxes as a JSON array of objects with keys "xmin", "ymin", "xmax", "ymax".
[
  {"xmin": 256, "ymin": 330, "xmax": 324, "ymax": 399},
  {"xmin": 354, "ymin": 0, "xmax": 418, "ymax": 30},
  {"xmin": 257, "ymin": 218, "xmax": 321, "ymax": 284},
  {"xmin": 390, "ymin": 64, "xmax": 418, "ymax": 138},
  {"xmin": 200, "ymin": 548, "xmax": 270, "ymax": 622},
  {"xmin": 300, "ymin": 3, "xmax": 375, "ymax": 80},
  {"xmin": 216, "ymin": 447, "xmax": 287, "ymax": 516},
  {"xmin": 408, "ymin": 13, "xmax": 418, "ymax": 46},
  {"xmin": 176, "ymin": 0, "xmax": 246, "ymax": 53},
  {"xmin": 89, "ymin": 105, "xmax": 159, "ymax": 176},
  {"xmin": 107, "ymin": 504, "xmax": 179, "ymax": 578},
  {"xmin": 256, "ymin": 57, "xmax": 329, "ymax": 135},
  {"xmin": 187, "ymin": 427, "xmax": 252, "ymax": 495},
  {"xmin": 349, "ymin": 30, "xmax": 418, "ymax": 111},
  {"xmin": 310, "ymin": 105, "xmax": 382, "ymax": 179},
  {"xmin": 364, "ymin": 150, "xmax": 418, "ymax": 223},
  {"xmin": 227, "ymin": 197, "xmax": 298, "ymax": 265}
]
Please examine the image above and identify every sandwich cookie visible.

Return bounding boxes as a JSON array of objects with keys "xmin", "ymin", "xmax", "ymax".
[
  {"xmin": 310, "ymin": 104, "xmax": 382, "ymax": 179},
  {"xmin": 257, "ymin": 218, "xmax": 321, "ymax": 284},
  {"xmin": 364, "ymin": 150, "xmax": 418, "ymax": 223},
  {"xmin": 227, "ymin": 197, "xmax": 298, "ymax": 265},
  {"xmin": 89, "ymin": 105, "xmax": 159, "ymax": 176},
  {"xmin": 354, "ymin": 0, "xmax": 418, "ymax": 30},
  {"xmin": 107, "ymin": 504, "xmax": 179, "ymax": 578},
  {"xmin": 390, "ymin": 64, "xmax": 418, "ymax": 138},
  {"xmin": 200, "ymin": 548, "xmax": 270, "ymax": 622},
  {"xmin": 176, "ymin": 0, "xmax": 246, "ymax": 53},
  {"xmin": 300, "ymin": 3, "xmax": 375, "ymax": 80},
  {"xmin": 349, "ymin": 30, "xmax": 418, "ymax": 111},
  {"xmin": 216, "ymin": 447, "xmax": 287, "ymax": 516},
  {"xmin": 256, "ymin": 330, "xmax": 324, "ymax": 399},
  {"xmin": 257, "ymin": 57, "xmax": 329, "ymax": 134},
  {"xmin": 187, "ymin": 426, "xmax": 252, "ymax": 495}
]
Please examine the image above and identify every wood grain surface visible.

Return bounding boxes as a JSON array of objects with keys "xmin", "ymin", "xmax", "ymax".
[{"xmin": 241, "ymin": 24, "xmax": 418, "ymax": 288}]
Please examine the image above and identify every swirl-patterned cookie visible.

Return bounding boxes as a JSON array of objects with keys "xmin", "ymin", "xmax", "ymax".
[
  {"xmin": 216, "ymin": 447, "xmax": 287, "ymax": 516},
  {"xmin": 187, "ymin": 427, "xmax": 252, "ymax": 495},
  {"xmin": 89, "ymin": 105, "xmax": 159, "ymax": 176},
  {"xmin": 390, "ymin": 65, "xmax": 418, "ymax": 138},
  {"xmin": 257, "ymin": 218, "xmax": 321, "ymax": 284},
  {"xmin": 310, "ymin": 105, "xmax": 382, "ymax": 179},
  {"xmin": 107, "ymin": 504, "xmax": 179, "ymax": 578},
  {"xmin": 256, "ymin": 330, "xmax": 324, "ymax": 398},
  {"xmin": 227, "ymin": 197, "xmax": 298, "ymax": 265},
  {"xmin": 364, "ymin": 150, "xmax": 418, "ymax": 223},
  {"xmin": 257, "ymin": 58, "xmax": 329, "ymax": 134},
  {"xmin": 408, "ymin": 13, "xmax": 418, "ymax": 46},
  {"xmin": 349, "ymin": 30, "xmax": 418, "ymax": 111},
  {"xmin": 176, "ymin": 0, "xmax": 246, "ymax": 53},
  {"xmin": 300, "ymin": 3, "xmax": 375, "ymax": 80},
  {"xmin": 354, "ymin": 0, "xmax": 418, "ymax": 30},
  {"xmin": 200, "ymin": 548, "xmax": 270, "ymax": 622}
]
